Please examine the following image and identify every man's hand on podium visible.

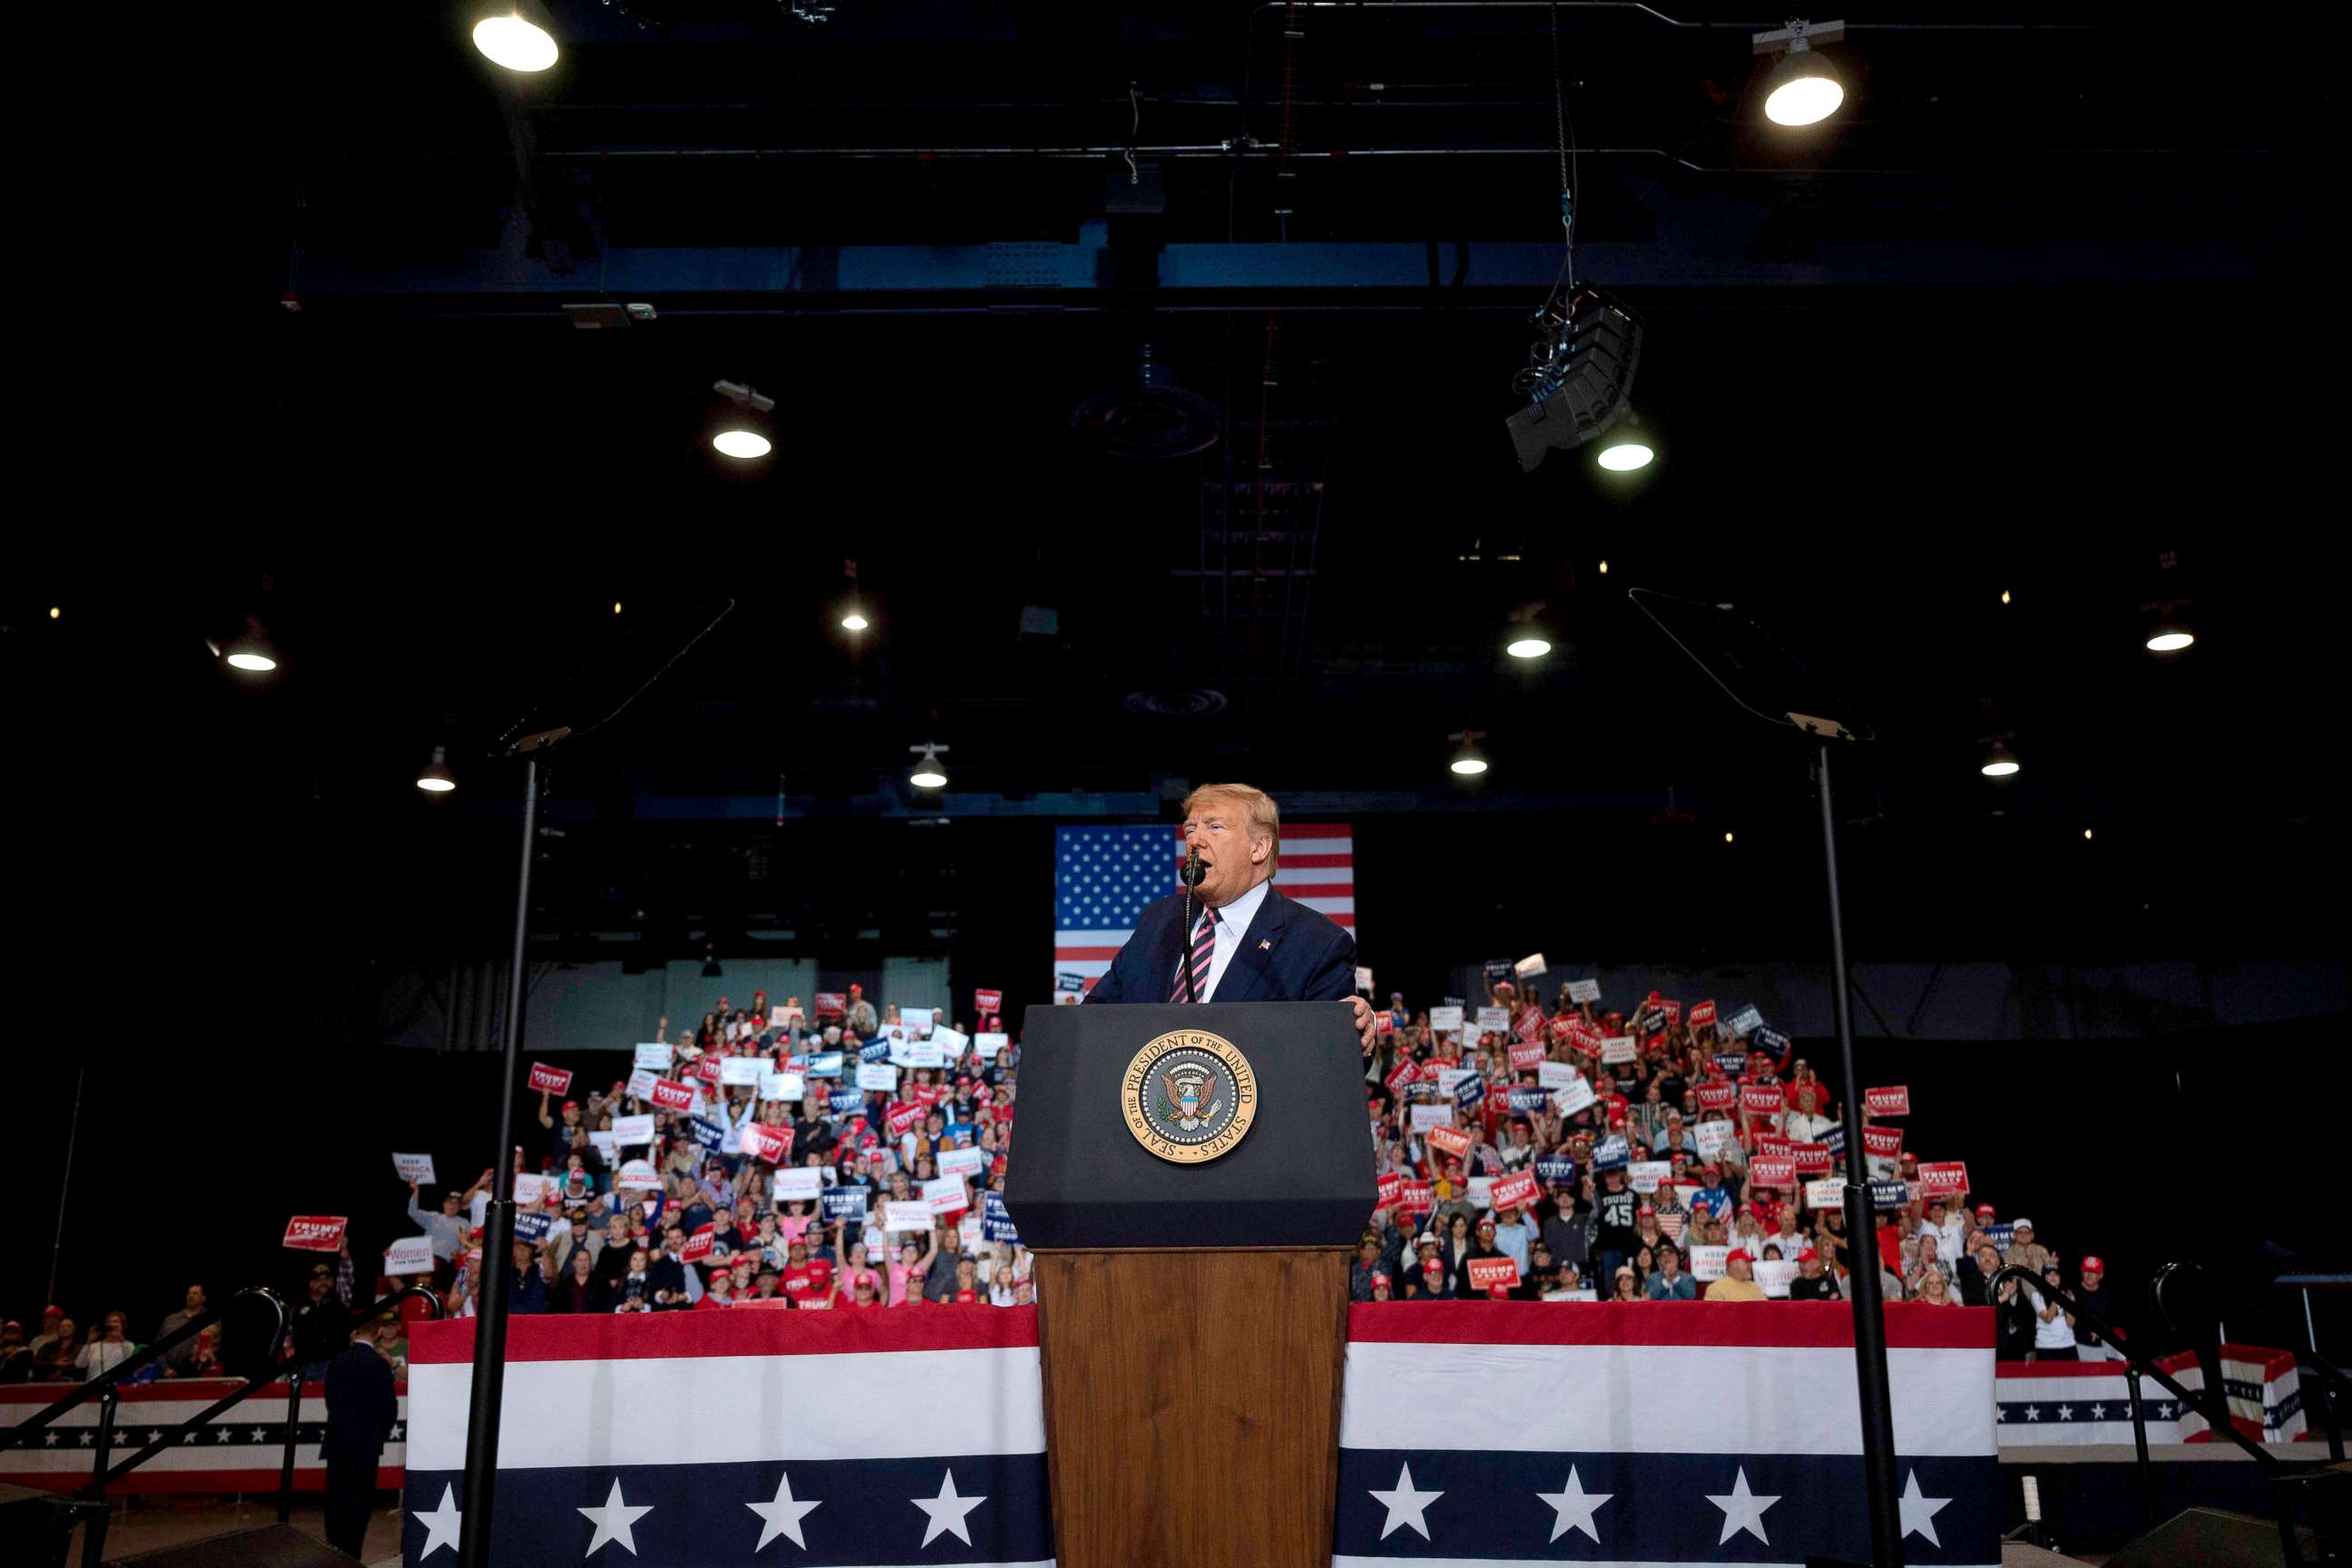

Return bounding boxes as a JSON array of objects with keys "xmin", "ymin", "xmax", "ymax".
[{"xmin": 1350, "ymin": 995, "xmax": 1377, "ymax": 1056}]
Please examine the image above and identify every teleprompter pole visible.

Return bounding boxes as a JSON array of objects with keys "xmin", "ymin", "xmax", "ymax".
[
  {"xmin": 458, "ymin": 754, "xmax": 540, "ymax": 1568},
  {"xmin": 1818, "ymin": 743, "xmax": 1903, "ymax": 1568}
]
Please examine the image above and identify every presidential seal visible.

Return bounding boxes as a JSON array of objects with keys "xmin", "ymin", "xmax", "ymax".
[{"xmin": 1121, "ymin": 1029, "xmax": 1258, "ymax": 1163}]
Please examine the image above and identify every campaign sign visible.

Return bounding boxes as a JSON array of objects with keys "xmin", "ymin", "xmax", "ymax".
[
  {"xmin": 740, "ymin": 1122, "xmax": 794, "ymax": 1164},
  {"xmin": 1822, "ymin": 1124, "xmax": 1847, "ymax": 1158},
  {"xmin": 1693, "ymin": 1081, "xmax": 1737, "ymax": 1112},
  {"xmin": 720, "ymin": 1056, "xmax": 762, "ymax": 1086},
  {"xmin": 858, "ymin": 1039, "xmax": 891, "ymax": 1063},
  {"xmin": 633, "ymin": 1042, "xmax": 674, "ymax": 1071},
  {"xmin": 526, "ymin": 1063, "xmax": 573, "ymax": 1096},
  {"xmin": 392, "ymin": 1152, "xmax": 436, "ymax": 1184},
  {"xmin": 980, "ymin": 1190, "xmax": 1019, "ymax": 1244},
  {"xmin": 921, "ymin": 1175, "xmax": 969, "ymax": 1215},
  {"xmin": 1752, "ymin": 1026, "xmax": 1791, "ymax": 1058},
  {"xmin": 513, "ymin": 1174, "xmax": 553, "ymax": 1207},
  {"xmin": 695, "ymin": 1054, "xmax": 724, "ymax": 1085},
  {"xmin": 1384, "ymin": 1060, "xmax": 1420, "ymax": 1094},
  {"xmin": 513, "ymin": 1211, "xmax": 554, "ymax": 1245},
  {"xmin": 1482, "ymin": 960, "xmax": 1514, "ymax": 985},
  {"xmin": 1689, "ymin": 1000, "xmax": 1718, "ymax": 1029},
  {"xmin": 804, "ymin": 1053, "xmax": 845, "ymax": 1078},
  {"xmin": 813, "ymin": 993, "xmax": 847, "ymax": 1017},
  {"xmin": 1376, "ymin": 1171, "xmax": 1403, "ymax": 1208},
  {"xmin": 1751, "ymin": 1156, "xmax": 1797, "ymax": 1189},
  {"xmin": 1740, "ymin": 1083, "xmax": 1785, "ymax": 1115},
  {"xmin": 931, "ymin": 1027, "xmax": 970, "ymax": 1057},
  {"xmin": 681, "ymin": 1225, "xmax": 715, "ymax": 1264},
  {"xmin": 1514, "ymin": 952, "xmax": 1548, "ymax": 979},
  {"xmin": 612, "ymin": 1113, "xmax": 656, "ymax": 1147},
  {"xmin": 884, "ymin": 1103, "xmax": 923, "ymax": 1138},
  {"xmin": 1600, "ymin": 1036, "xmax": 1637, "ymax": 1065},
  {"xmin": 1475, "ymin": 1006, "xmax": 1512, "ymax": 1035},
  {"xmin": 857, "ymin": 1063, "xmax": 900, "ymax": 1093},
  {"xmin": 1507, "ymin": 1086, "xmax": 1551, "ymax": 1115},
  {"xmin": 894, "ymin": 1006, "xmax": 932, "ymax": 1038},
  {"xmin": 1690, "ymin": 1244, "xmax": 1730, "ymax": 1282},
  {"xmin": 689, "ymin": 1115, "xmax": 728, "ymax": 1150},
  {"xmin": 1868, "ymin": 1179, "xmax": 1912, "ymax": 1210},
  {"xmin": 1627, "ymin": 1161, "xmax": 1671, "ymax": 1194},
  {"xmin": 975, "ymin": 1032, "xmax": 1009, "ymax": 1059},
  {"xmin": 828, "ymin": 1089, "xmax": 865, "ymax": 1116},
  {"xmin": 938, "ymin": 1145, "xmax": 988, "ymax": 1180},
  {"xmin": 649, "ymin": 1078, "xmax": 695, "ymax": 1112},
  {"xmin": 1916, "ymin": 1161, "xmax": 1970, "ymax": 1198},
  {"xmin": 1865, "ymin": 1085, "xmax": 1912, "ymax": 1117},
  {"xmin": 774, "ymin": 1167, "xmax": 823, "ymax": 1203},
  {"xmin": 1514, "ymin": 1009, "xmax": 1546, "ymax": 1043},
  {"xmin": 1399, "ymin": 1180, "xmax": 1436, "ymax": 1212},
  {"xmin": 1714, "ymin": 1052, "xmax": 1749, "ymax": 1078},
  {"xmin": 1551, "ymin": 1078, "xmax": 1597, "ymax": 1117},
  {"xmin": 1862, "ymin": 1126, "xmax": 1905, "ymax": 1160},
  {"xmin": 1979, "ymin": 1221, "xmax": 2016, "ymax": 1251},
  {"xmin": 1537, "ymin": 1060, "xmax": 1579, "ymax": 1092},
  {"xmin": 385, "ymin": 1236, "xmax": 436, "ymax": 1277},
  {"xmin": 1408, "ymin": 1103, "xmax": 1452, "ymax": 1133},
  {"xmin": 1792, "ymin": 1142, "xmax": 1833, "ymax": 1175},
  {"xmin": 1466, "ymin": 1177, "xmax": 1494, "ymax": 1212},
  {"xmin": 283, "ymin": 1215, "xmax": 347, "ymax": 1252},
  {"xmin": 1452, "ymin": 1072, "xmax": 1487, "ymax": 1111},
  {"xmin": 1804, "ymin": 1179, "xmax": 1846, "ymax": 1211},
  {"xmin": 1054, "ymin": 973, "xmax": 1086, "ymax": 995},
  {"xmin": 908, "ymin": 1039, "xmax": 946, "ymax": 1069},
  {"xmin": 1755, "ymin": 1134, "xmax": 1793, "ymax": 1161},
  {"xmin": 1549, "ymin": 1015, "xmax": 1575, "ymax": 1042},
  {"xmin": 1693, "ymin": 1121, "xmax": 1735, "ymax": 1160},
  {"xmin": 1507, "ymin": 1041, "xmax": 1545, "ymax": 1072},
  {"xmin": 1534, "ymin": 1157, "xmax": 1578, "ymax": 1187},
  {"xmin": 615, "ymin": 1159, "xmax": 661, "ymax": 1191},
  {"xmin": 760, "ymin": 1072, "xmax": 806, "ymax": 1103},
  {"xmin": 821, "ymin": 1184, "xmax": 869, "ymax": 1222},
  {"xmin": 1566, "ymin": 978, "xmax": 1602, "ymax": 1004},
  {"xmin": 974, "ymin": 987, "xmax": 1003, "ymax": 1016},
  {"xmin": 1755, "ymin": 1259, "xmax": 1797, "ymax": 1298},
  {"xmin": 1490, "ymin": 1171, "xmax": 1540, "ymax": 1211},
  {"xmin": 1466, "ymin": 1257, "xmax": 1521, "ymax": 1292},
  {"xmin": 1592, "ymin": 1134, "xmax": 1630, "ymax": 1171},
  {"xmin": 587, "ymin": 1131, "xmax": 618, "ymax": 1163},
  {"xmin": 1724, "ymin": 1005, "xmax": 1765, "ymax": 1036},
  {"xmin": 882, "ymin": 1201, "xmax": 934, "ymax": 1233},
  {"xmin": 1428, "ymin": 1005, "xmax": 1465, "ymax": 1034},
  {"xmin": 1425, "ymin": 1126, "xmax": 1472, "ymax": 1161}
]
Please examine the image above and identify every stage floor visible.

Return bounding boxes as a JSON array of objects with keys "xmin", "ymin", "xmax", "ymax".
[{"xmin": 63, "ymin": 1494, "xmax": 405, "ymax": 1566}]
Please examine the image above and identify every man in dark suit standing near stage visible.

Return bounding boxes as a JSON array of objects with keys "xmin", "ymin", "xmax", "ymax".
[
  {"xmin": 1085, "ymin": 783, "xmax": 1379, "ymax": 1054},
  {"xmin": 322, "ymin": 1323, "xmax": 398, "ymax": 1558}
]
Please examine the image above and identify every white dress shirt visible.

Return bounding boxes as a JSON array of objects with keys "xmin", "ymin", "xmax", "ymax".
[{"xmin": 1191, "ymin": 878, "xmax": 1271, "ymax": 1002}]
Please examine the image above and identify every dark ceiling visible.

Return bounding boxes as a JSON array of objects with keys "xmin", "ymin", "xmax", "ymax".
[{"xmin": 15, "ymin": 3, "xmax": 2337, "ymax": 990}]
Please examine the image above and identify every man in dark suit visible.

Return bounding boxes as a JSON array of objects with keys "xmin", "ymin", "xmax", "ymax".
[
  {"xmin": 1086, "ymin": 783, "xmax": 1379, "ymax": 1053},
  {"xmin": 321, "ymin": 1324, "xmax": 399, "ymax": 1557}
]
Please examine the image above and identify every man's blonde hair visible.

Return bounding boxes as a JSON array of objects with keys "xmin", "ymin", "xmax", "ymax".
[{"xmin": 1181, "ymin": 782, "xmax": 1281, "ymax": 877}]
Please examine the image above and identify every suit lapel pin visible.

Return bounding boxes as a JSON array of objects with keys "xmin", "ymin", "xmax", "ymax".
[{"xmin": 1258, "ymin": 938, "xmax": 1273, "ymax": 951}]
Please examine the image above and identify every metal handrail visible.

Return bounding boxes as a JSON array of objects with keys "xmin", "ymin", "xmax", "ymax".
[
  {"xmin": 265, "ymin": 1284, "xmax": 446, "ymax": 1524},
  {"xmin": 0, "ymin": 1286, "xmax": 290, "ymax": 1450}
]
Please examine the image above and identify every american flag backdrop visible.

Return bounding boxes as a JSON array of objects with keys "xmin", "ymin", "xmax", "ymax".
[{"xmin": 1053, "ymin": 822, "xmax": 1354, "ymax": 992}]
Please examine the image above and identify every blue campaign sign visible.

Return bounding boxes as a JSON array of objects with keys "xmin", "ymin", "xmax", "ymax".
[
  {"xmin": 1592, "ymin": 1134, "xmax": 1630, "ymax": 1171},
  {"xmin": 1979, "ymin": 1221, "xmax": 2015, "ymax": 1251},
  {"xmin": 690, "ymin": 1115, "xmax": 728, "ymax": 1150},
  {"xmin": 1534, "ymin": 1157, "xmax": 1578, "ymax": 1187},
  {"xmin": 1507, "ymin": 1087, "xmax": 1551, "ymax": 1115},
  {"xmin": 1713, "ymin": 1052, "xmax": 1748, "ymax": 1078},
  {"xmin": 828, "ymin": 1090, "xmax": 866, "ymax": 1116},
  {"xmin": 1752, "ymin": 1026, "xmax": 1791, "ymax": 1057},
  {"xmin": 805, "ymin": 1053, "xmax": 846, "ymax": 1078},
  {"xmin": 820, "ymin": 1185, "xmax": 870, "ymax": 1222},
  {"xmin": 1452, "ymin": 1072, "xmax": 1486, "ymax": 1110},
  {"xmin": 981, "ymin": 1191, "xmax": 1020, "ymax": 1244},
  {"xmin": 513, "ymin": 1211, "xmax": 553, "ymax": 1243},
  {"xmin": 859, "ymin": 1040, "xmax": 891, "ymax": 1063},
  {"xmin": 1868, "ymin": 1179, "xmax": 1910, "ymax": 1210},
  {"xmin": 1822, "ymin": 1124, "xmax": 1847, "ymax": 1157},
  {"xmin": 1482, "ymin": 960, "xmax": 1515, "ymax": 985}
]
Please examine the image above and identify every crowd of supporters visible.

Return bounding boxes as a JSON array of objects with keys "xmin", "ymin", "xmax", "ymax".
[{"xmin": 5, "ymin": 975, "xmax": 2122, "ymax": 1385}]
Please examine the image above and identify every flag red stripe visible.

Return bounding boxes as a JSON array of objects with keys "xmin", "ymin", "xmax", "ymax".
[
  {"xmin": 1053, "ymin": 946, "xmax": 1122, "ymax": 962},
  {"xmin": 1276, "ymin": 854, "xmax": 1354, "ymax": 870},
  {"xmin": 1278, "ymin": 882, "xmax": 1353, "ymax": 899},
  {"xmin": 1283, "ymin": 823, "xmax": 1350, "ymax": 839},
  {"xmin": 412, "ymin": 1305, "xmax": 1040, "ymax": 1363}
]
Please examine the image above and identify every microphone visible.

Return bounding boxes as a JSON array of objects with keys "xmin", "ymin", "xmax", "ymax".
[
  {"xmin": 1180, "ymin": 850, "xmax": 1206, "ymax": 888},
  {"xmin": 1179, "ymin": 848, "xmax": 1204, "ymax": 1003}
]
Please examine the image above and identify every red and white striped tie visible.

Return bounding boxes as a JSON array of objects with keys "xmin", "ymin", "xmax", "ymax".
[{"xmin": 1170, "ymin": 905, "xmax": 1220, "ymax": 1002}]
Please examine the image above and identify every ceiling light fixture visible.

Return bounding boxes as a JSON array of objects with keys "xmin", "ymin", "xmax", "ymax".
[
  {"xmin": 1504, "ymin": 608, "xmax": 1553, "ymax": 660},
  {"xmin": 1505, "ymin": 633, "xmax": 1552, "ymax": 660},
  {"xmin": 1447, "ymin": 730, "xmax": 1489, "ymax": 777},
  {"xmin": 710, "ymin": 380, "xmax": 776, "ymax": 459},
  {"xmin": 1597, "ymin": 559, "xmax": 1610, "ymax": 574},
  {"xmin": 1595, "ymin": 410, "xmax": 1655, "ymax": 472},
  {"xmin": 1753, "ymin": 19, "xmax": 1847, "ymax": 127},
  {"xmin": 701, "ymin": 946, "xmax": 723, "ymax": 979},
  {"xmin": 907, "ymin": 743, "xmax": 950, "ymax": 790},
  {"xmin": 216, "ymin": 617, "xmax": 279, "ymax": 673},
  {"xmin": 1979, "ymin": 739, "xmax": 2021, "ymax": 778},
  {"xmin": 2145, "ymin": 609, "xmax": 2194, "ymax": 653},
  {"xmin": 470, "ymin": 0, "xmax": 559, "ymax": 73},
  {"xmin": 416, "ymin": 745, "xmax": 457, "ymax": 794}
]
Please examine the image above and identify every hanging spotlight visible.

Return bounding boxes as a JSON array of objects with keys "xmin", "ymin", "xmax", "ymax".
[
  {"xmin": 837, "ymin": 557, "xmax": 869, "ymax": 633},
  {"xmin": 214, "ymin": 616, "xmax": 279, "ymax": 673},
  {"xmin": 710, "ymin": 380, "xmax": 775, "ymax": 459},
  {"xmin": 1753, "ymin": 20, "xmax": 1847, "ymax": 127},
  {"xmin": 1504, "ymin": 608, "xmax": 1553, "ymax": 660},
  {"xmin": 2144, "ymin": 609, "xmax": 2194, "ymax": 653},
  {"xmin": 48, "ymin": 606, "xmax": 61, "ymax": 620},
  {"xmin": 701, "ymin": 946, "xmax": 723, "ymax": 980},
  {"xmin": 1724, "ymin": 831, "xmax": 1735, "ymax": 844},
  {"xmin": 1596, "ymin": 410, "xmax": 1655, "ymax": 473},
  {"xmin": 1596, "ymin": 559, "xmax": 1609, "ymax": 574},
  {"xmin": 470, "ymin": 0, "xmax": 559, "ymax": 73},
  {"xmin": 2000, "ymin": 590, "xmax": 2013, "ymax": 605},
  {"xmin": 908, "ymin": 743, "xmax": 950, "ymax": 789},
  {"xmin": 416, "ymin": 746, "xmax": 457, "ymax": 795},
  {"xmin": 1447, "ymin": 730, "xmax": 1489, "ymax": 777},
  {"xmin": 1979, "ymin": 740, "xmax": 2021, "ymax": 778}
]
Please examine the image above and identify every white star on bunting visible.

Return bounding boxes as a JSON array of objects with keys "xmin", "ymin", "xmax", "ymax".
[
  {"xmin": 1705, "ymin": 1466, "xmax": 1781, "ymax": 1545},
  {"xmin": 2090, "ymin": 1404, "xmax": 2106, "ymax": 1419},
  {"xmin": 1535, "ymin": 1465, "xmax": 1612, "ymax": 1544},
  {"xmin": 1368, "ymin": 1460, "xmax": 1444, "ymax": 1541},
  {"xmin": 911, "ymin": 1469, "xmax": 986, "ymax": 1548},
  {"xmin": 2058, "ymin": 1405, "xmax": 2074, "ymax": 1421},
  {"xmin": 577, "ymin": 1477, "xmax": 653, "ymax": 1557},
  {"xmin": 1898, "ymin": 1469, "xmax": 1954, "ymax": 1546},
  {"xmin": 747, "ymin": 1471, "xmax": 823, "ymax": 1551},
  {"xmin": 412, "ymin": 1482, "xmax": 463, "ymax": 1559},
  {"xmin": 2024, "ymin": 1405, "xmax": 2041, "ymax": 1421}
]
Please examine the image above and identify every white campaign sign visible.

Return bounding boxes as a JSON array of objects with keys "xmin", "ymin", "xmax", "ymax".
[
  {"xmin": 975, "ymin": 1032, "xmax": 1009, "ymax": 1058},
  {"xmin": 937, "ymin": 1145, "xmax": 988, "ymax": 1179},
  {"xmin": 1428, "ymin": 1006, "xmax": 1465, "ymax": 1034},
  {"xmin": 886, "ymin": 1035, "xmax": 916, "ymax": 1068},
  {"xmin": 1805, "ymin": 1178, "xmax": 1845, "ymax": 1210},
  {"xmin": 773, "ymin": 1168, "xmax": 823, "ymax": 1202},
  {"xmin": 392, "ymin": 1152, "xmax": 436, "ymax": 1184},
  {"xmin": 612, "ymin": 1113, "xmax": 656, "ymax": 1147},
  {"xmin": 719, "ymin": 1056, "xmax": 762, "ymax": 1085},
  {"xmin": 1690, "ymin": 1244, "xmax": 1730, "ymax": 1282},
  {"xmin": 883, "ymin": 1201, "xmax": 935, "ymax": 1233},
  {"xmin": 759, "ymin": 1071, "xmax": 804, "ymax": 1102},
  {"xmin": 1537, "ymin": 1061, "xmax": 1579, "ymax": 1091},
  {"xmin": 1566, "ymin": 979, "xmax": 1602, "ymax": 1004},
  {"xmin": 1551, "ymin": 1079, "xmax": 1596, "ymax": 1116},
  {"xmin": 1409, "ymin": 1104, "xmax": 1453, "ymax": 1133},
  {"xmin": 907, "ymin": 1039, "xmax": 946, "ymax": 1069},
  {"xmin": 1600, "ymin": 1036, "xmax": 1637, "ymax": 1064},
  {"xmin": 1755, "ymin": 1259, "xmax": 1798, "ymax": 1298},
  {"xmin": 921, "ymin": 1176, "xmax": 968, "ymax": 1214},
  {"xmin": 1436, "ymin": 1069, "xmax": 1476, "ymax": 1095},
  {"xmin": 900, "ymin": 1007, "xmax": 935, "ymax": 1038},
  {"xmin": 1466, "ymin": 1177, "xmax": 1494, "ymax": 1211},
  {"xmin": 513, "ymin": 1174, "xmax": 552, "ymax": 1206},
  {"xmin": 1356, "ymin": 965, "xmax": 1376, "ymax": 993},
  {"xmin": 1514, "ymin": 952, "xmax": 1547, "ymax": 978},
  {"xmin": 1694, "ymin": 1121, "xmax": 1735, "ymax": 1159},
  {"xmin": 587, "ymin": 1131, "xmax": 617, "ymax": 1163},
  {"xmin": 625, "ymin": 1068, "xmax": 660, "ymax": 1101},
  {"xmin": 857, "ymin": 1063, "xmax": 900, "ymax": 1093},
  {"xmin": 633, "ymin": 1042, "xmax": 673, "ymax": 1071},
  {"xmin": 384, "ymin": 1236, "xmax": 436, "ymax": 1277},
  {"xmin": 1475, "ymin": 1006, "xmax": 1511, "ymax": 1034},
  {"xmin": 1628, "ymin": 1161, "xmax": 1671, "ymax": 1194},
  {"xmin": 931, "ymin": 1026, "xmax": 970, "ymax": 1056}
]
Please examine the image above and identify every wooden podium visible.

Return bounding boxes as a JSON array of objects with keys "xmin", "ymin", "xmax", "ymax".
[{"xmin": 1004, "ymin": 1002, "xmax": 1375, "ymax": 1568}]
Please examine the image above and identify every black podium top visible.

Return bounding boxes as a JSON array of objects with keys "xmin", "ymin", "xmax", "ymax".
[{"xmin": 1002, "ymin": 1001, "xmax": 1377, "ymax": 1250}]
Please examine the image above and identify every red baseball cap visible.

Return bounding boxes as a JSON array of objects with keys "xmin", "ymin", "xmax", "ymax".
[
  {"xmin": 848, "ymin": 984, "xmax": 863, "ymax": 993},
  {"xmin": 2081, "ymin": 1256, "xmax": 2104, "ymax": 1274},
  {"xmin": 1727, "ymin": 1249, "xmax": 1752, "ymax": 1264},
  {"xmin": 1975, "ymin": 1203, "xmax": 1994, "ymax": 1217},
  {"xmin": 1798, "ymin": 1248, "xmax": 1818, "ymax": 1263},
  {"xmin": 1371, "ymin": 1272, "xmax": 1391, "ymax": 1288}
]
